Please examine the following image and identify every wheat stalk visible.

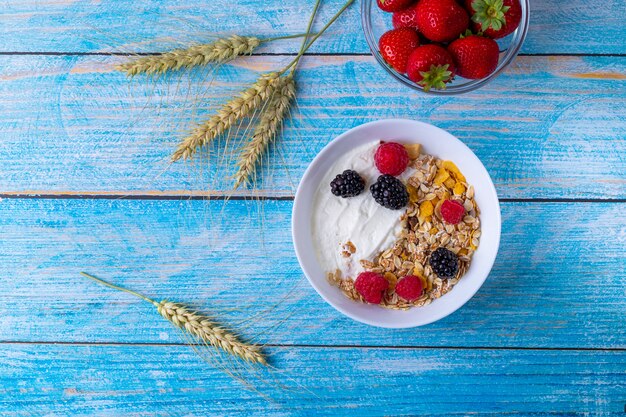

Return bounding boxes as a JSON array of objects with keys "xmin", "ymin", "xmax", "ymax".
[
  {"xmin": 233, "ymin": 74, "xmax": 296, "ymax": 189},
  {"xmin": 79, "ymin": 272, "xmax": 267, "ymax": 365},
  {"xmin": 116, "ymin": 35, "xmax": 261, "ymax": 76},
  {"xmin": 171, "ymin": 72, "xmax": 282, "ymax": 162}
]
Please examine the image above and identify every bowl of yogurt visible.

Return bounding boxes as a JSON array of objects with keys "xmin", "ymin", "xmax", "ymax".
[{"xmin": 292, "ymin": 119, "xmax": 500, "ymax": 328}]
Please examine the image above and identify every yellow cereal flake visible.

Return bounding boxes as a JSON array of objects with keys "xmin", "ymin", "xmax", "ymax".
[
  {"xmin": 384, "ymin": 272, "xmax": 398, "ymax": 289},
  {"xmin": 444, "ymin": 177, "xmax": 456, "ymax": 189},
  {"xmin": 419, "ymin": 200, "xmax": 434, "ymax": 217},
  {"xmin": 404, "ymin": 143, "xmax": 422, "ymax": 160},
  {"xmin": 407, "ymin": 184, "xmax": 419, "ymax": 203},
  {"xmin": 417, "ymin": 274, "xmax": 427, "ymax": 289},
  {"xmin": 442, "ymin": 160, "xmax": 466, "ymax": 182},
  {"xmin": 433, "ymin": 168, "xmax": 450, "ymax": 185},
  {"xmin": 453, "ymin": 182, "xmax": 466, "ymax": 196},
  {"xmin": 429, "ymin": 227, "xmax": 438, "ymax": 235},
  {"xmin": 458, "ymin": 248, "xmax": 468, "ymax": 256}
]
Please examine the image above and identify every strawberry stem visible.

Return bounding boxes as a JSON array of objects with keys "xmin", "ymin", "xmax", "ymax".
[
  {"xmin": 470, "ymin": 0, "xmax": 510, "ymax": 32},
  {"xmin": 418, "ymin": 64, "xmax": 453, "ymax": 92}
]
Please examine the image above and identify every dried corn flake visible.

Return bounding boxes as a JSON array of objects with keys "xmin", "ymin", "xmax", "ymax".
[
  {"xmin": 444, "ymin": 177, "xmax": 456, "ymax": 189},
  {"xmin": 419, "ymin": 200, "xmax": 434, "ymax": 218},
  {"xmin": 384, "ymin": 272, "xmax": 398, "ymax": 289},
  {"xmin": 453, "ymin": 182, "xmax": 466, "ymax": 196},
  {"xmin": 442, "ymin": 160, "xmax": 466, "ymax": 182},
  {"xmin": 404, "ymin": 143, "xmax": 422, "ymax": 160},
  {"xmin": 407, "ymin": 184, "xmax": 419, "ymax": 203},
  {"xmin": 433, "ymin": 168, "xmax": 450, "ymax": 185}
]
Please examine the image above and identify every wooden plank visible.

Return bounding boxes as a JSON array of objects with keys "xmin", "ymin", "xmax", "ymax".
[
  {"xmin": 1, "ymin": 197, "xmax": 624, "ymax": 349},
  {"xmin": 1, "ymin": 0, "xmax": 626, "ymax": 54},
  {"xmin": 1, "ymin": 343, "xmax": 624, "ymax": 416},
  {"xmin": 1, "ymin": 54, "xmax": 625, "ymax": 199}
]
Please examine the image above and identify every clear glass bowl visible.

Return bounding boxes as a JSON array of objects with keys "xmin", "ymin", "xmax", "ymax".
[{"xmin": 361, "ymin": 0, "xmax": 530, "ymax": 94}]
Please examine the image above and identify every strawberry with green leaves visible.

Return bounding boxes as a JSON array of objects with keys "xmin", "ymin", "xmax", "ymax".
[
  {"xmin": 416, "ymin": 0, "xmax": 469, "ymax": 42},
  {"xmin": 379, "ymin": 27, "xmax": 421, "ymax": 73},
  {"xmin": 464, "ymin": 0, "xmax": 522, "ymax": 39},
  {"xmin": 447, "ymin": 34, "xmax": 500, "ymax": 79},
  {"xmin": 406, "ymin": 44, "xmax": 456, "ymax": 91},
  {"xmin": 377, "ymin": 0, "xmax": 416, "ymax": 13}
]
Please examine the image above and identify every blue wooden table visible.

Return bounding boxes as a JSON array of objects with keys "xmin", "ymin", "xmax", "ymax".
[{"xmin": 1, "ymin": 0, "xmax": 625, "ymax": 415}]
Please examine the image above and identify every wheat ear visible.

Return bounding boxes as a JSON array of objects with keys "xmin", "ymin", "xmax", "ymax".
[
  {"xmin": 116, "ymin": 35, "xmax": 261, "ymax": 76},
  {"xmin": 171, "ymin": 72, "xmax": 282, "ymax": 162},
  {"xmin": 157, "ymin": 301, "xmax": 266, "ymax": 365},
  {"xmin": 79, "ymin": 272, "xmax": 267, "ymax": 365},
  {"xmin": 233, "ymin": 74, "xmax": 296, "ymax": 189}
]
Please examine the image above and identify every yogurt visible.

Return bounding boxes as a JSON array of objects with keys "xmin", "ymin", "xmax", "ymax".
[{"xmin": 311, "ymin": 141, "xmax": 413, "ymax": 278}]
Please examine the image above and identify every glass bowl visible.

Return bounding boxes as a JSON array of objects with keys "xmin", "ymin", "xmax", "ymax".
[{"xmin": 361, "ymin": 0, "xmax": 530, "ymax": 94}]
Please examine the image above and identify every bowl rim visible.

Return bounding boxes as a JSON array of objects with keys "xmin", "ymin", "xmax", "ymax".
[
  {"xmin": 292, "ymin": 119, "xmax": 501, "ymax": 328},
  {"xmin": 360, "ymin": 0, "xmax": 530, "ymax": 95}
]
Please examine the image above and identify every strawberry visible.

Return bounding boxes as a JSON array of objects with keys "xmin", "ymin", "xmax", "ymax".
[
  {"xmin": 378, "ymin": 28, "xmax": 420, "ymax": 73},
  {"xmin": 377, "ymin": 0, "xmax": 416, "ymax": 13},
  {"xmin": 448, "ymin": 34, "xmax": 499, "ymax": 79},
  {"xmin": 464, "ymin": 0, "xmax": 522, "ymax": 39},
  {"xmin": 406, "ymin": 44, "xmax": 456, "ymax": 91},
  {"xmin": 392, "ymin": 3, "xmax": 420, "ymax": 30},
  {"xmin": 415, "ymin": 0, "xmax": 469, "ymax": 42}
]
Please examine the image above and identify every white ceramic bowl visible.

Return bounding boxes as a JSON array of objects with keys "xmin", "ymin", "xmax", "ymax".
[{"xmin": 292, "ymin": 119, "xmax": 501, "ymax": 328}]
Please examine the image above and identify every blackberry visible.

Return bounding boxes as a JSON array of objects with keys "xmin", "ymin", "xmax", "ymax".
[
  {"xmin": 429, "ymin": 248, "xmax": 459, "ymax": 279},
  {"xmin": 330, "ymin": 170, "xmax": 365, "ymax": 198},
  {"xmin": 370, "ymin": 174, "xmax": 408, "ymax": 209}
]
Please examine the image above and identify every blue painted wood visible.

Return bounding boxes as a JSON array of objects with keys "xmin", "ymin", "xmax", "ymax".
[
  {"xmin": 1, "ymin": 198, "xmax": 624, "ymax": 348},
  {"xmin": 1, "ymin": 0, "xmax": 626, "ymax": 54},
  {"xmin": 1, "ymin": 343, "xmax": 624, "ymax": 416},
  {"xmin": 0, "ymin": 55, "xmax": 625, "ymax": 198},
  {"xmin": 2, "ymin": 0, "xmax": 625, "ymax": 413}
]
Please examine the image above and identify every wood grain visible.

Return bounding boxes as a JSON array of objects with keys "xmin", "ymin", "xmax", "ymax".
[
  {"xmin": 1, "ymin": 198, "xmax": 624, "ymax": 348},
  {"xmin": 1, "ymin": 54, "xmax": 625, "ymax": 198},
  {"xmin": 1, "ymin": 0, "xmax": 625, "ymax": 54},
  {"xmin": 1, "ymin": 343, "xmax": 624, "ymax": 416}
]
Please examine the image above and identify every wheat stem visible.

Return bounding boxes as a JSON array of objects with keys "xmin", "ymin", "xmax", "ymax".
[
  {"xmin": 280, "ymin": 0, "xmax": 355, "ymax": 74},
  {"xmin": 233, "ymin": 74, "xmax": 296, "ymax": 189},
  {"xmin": 80, "ymin": 272, "xmax": 266, "ymax": 365},
  {"xmin": 80, "ymin": 272, "xmax": 158, "ymax": 306},
  {"xmin": 262, "ymin": 31, "xmax": 320, "ymax": 42},
  {"xmin": 289, "ymin": 0, "xmax": 322, "ymax": 75},
  {"xmin": 171, "ymin": 72, "xmax": 282, "ymax": 162}
]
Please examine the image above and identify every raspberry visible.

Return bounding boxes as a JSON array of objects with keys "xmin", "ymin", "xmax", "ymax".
[
  {"xmin": 429, "ymin": 247, "xmax": 459, "ymax": 279},
  {"xmin": 370, "ymin": 174, "xmax": 409, "ymax": 210},
  {"xmin": 441, "ymin": 199, "xmax": 465, "ymax": 224},
  {"xmin": 374, "ymin": 142, "xmax": 409, "ymax": 176},
  {"xmin": 395, "ymin": 275, "xmax": 423, "ymax": 301},
  {"xmin": 330, "ymin": 169, "xmax": 365, "ymax": 198},
  {"xmin": 354, "ymin": 272, "xmax": 389, "ymax": 304}
]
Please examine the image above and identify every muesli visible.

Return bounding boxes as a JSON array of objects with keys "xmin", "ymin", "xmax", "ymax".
[{"xmin": 312, "ymin": 140, "xmax": 480, "ymax": 309}]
